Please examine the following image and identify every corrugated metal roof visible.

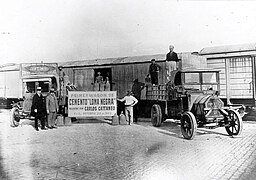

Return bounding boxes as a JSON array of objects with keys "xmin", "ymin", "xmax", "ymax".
[
  {"xmin": 0, "ymin": 63, "xmax": 19, "ymax": 72},
  {"xmin": 58, "ymin": 54, "xmax": 167, "ymax": 68},
  {"xmin": 200, "ymin": 43, "xmax": 256, "ymax": 55},
  {"xmin": 0, "ymin": 52, "xmax": 193, "ymax": 70}
]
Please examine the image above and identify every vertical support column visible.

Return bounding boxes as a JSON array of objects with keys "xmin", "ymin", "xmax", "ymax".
[
  {"xmin": 252, "ymin": 56, "xmax": 256, "ymax": 106},
  {"xmin": 225, "ymin": 58, "xmax": 231, "ymax": 105}
]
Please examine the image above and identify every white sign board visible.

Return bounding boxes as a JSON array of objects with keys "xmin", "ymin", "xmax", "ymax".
[{"xmin": 68, "ymin": 91, "xmax": 117, "ymax": 117}]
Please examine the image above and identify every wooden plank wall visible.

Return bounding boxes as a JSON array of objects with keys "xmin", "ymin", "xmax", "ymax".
[
  {"xmin": 112, "ymin": 61, "xmax": 167, "ymax": 98},
  {"xmin": 228, "ymin": 57, "xmax": 253, "ymax": 98},
  {"xmin": 207, "ymin": 56, "xmax": 253, "ymax": 99},
  {"xmin": 73, "ymin": 68, "xmax": 94, "ymax": 91},
  {"xmin": 61, "ymin": 53, "xmax": 207, "ymax": 99},
  {"xmin": 207, "ymin": 58, "xmax": 227, "ymax": 97}
]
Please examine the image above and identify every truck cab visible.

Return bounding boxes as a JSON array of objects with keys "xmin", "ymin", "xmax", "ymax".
[{"xmin": 20, "ymin": 63, "xmax": 59, "ymax": 114}]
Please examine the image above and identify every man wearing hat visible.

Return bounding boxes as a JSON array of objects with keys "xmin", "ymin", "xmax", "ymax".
[
  {"xmin": 31, "ymin": 86, "xmax": 47, "ymax": 131},
  {"xmin": 117, "ymin": 91, "xmax": 138, "ymax": 125},
  {"xmin": 148, "ymin": 59, "xmax": 161, "ymax": 85},
  {"xmin": 46, "ymin": 88, "xmax": 59, "ymax": 129}
]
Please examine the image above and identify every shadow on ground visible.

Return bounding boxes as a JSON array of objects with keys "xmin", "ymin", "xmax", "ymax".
[
  {"xmin": 137, "ymin": 119, "xmax": 231, "ymax": 139},
  {"xmin": 72, "ymin": 118, "xmax": 112, "ymax": 125}
]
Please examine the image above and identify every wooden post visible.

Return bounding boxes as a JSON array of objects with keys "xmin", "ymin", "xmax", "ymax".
[{"xmin": 225, "ymin": 58, "xmax": 231, "ymax": 105}]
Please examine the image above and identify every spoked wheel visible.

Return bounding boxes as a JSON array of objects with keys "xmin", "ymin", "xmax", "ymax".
[
  {"xmin": 10, "ymin": 107, "xmax": 20, "ymax": 127},
  {"xmin": 180, "ymin": 112, "xmax": 197, "ymax": 140},
  {"xmin": 225, "ymin": 109, "xmax": 243, "ymax": 136},
  {"xmin": 151, "ymin": 104, "xmax": 162, "ymax": 127}
]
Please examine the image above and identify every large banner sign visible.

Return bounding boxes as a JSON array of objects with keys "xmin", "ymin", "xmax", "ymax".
[{"xmin": 68, "ymin": 91, "xmax": 117, "ymax": 117}]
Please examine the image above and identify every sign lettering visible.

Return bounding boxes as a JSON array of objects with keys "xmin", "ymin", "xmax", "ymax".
[{"xmin": 68, "ymin": 91, "xmax": 117, "ymax": 117}]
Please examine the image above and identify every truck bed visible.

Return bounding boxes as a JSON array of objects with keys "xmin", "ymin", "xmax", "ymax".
[{"xmin": 146, "ymin": 85, "xmax": 167, "ymax": 101}]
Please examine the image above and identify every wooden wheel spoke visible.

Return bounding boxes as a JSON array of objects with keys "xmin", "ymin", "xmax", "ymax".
[
  {"xmin": 233, "ymin": 126, "xmax": 238, "ymax": 132},
  {"xmin": 187, "ymin": 128, "xmax": 191, "ymax": 136}
]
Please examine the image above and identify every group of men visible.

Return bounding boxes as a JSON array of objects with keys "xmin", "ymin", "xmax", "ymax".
[
  {"xmin": 30, "ymin": 45, "xmax": 178, "ymax": 128},
  {"xmin": 118, "ymin": 44, "xmax": 179, "ymax": 123},
  {"xmin": 93, "ymin": 72, "xmax": 111, "ymax": 91},
  {"xmin": 149, "ymin": 44, "xmax": 179, "ymax": 85},
  {"xmin": 31, "ymin": 87, "xmax": 59, "ymax": 131}
]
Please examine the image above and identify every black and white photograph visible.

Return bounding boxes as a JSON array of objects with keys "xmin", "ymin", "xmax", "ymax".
[{"xmin": 1, "ymin": 0, "xmax": 256, "ymax": 179}]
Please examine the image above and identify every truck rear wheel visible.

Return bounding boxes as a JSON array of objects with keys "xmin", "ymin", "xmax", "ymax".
[
  {"xmin": 10, "ymin": 107, "xmax": 20, "ymax": 127},
  {"xmin": 151, "ymin": 104, "xmax": 162, "ymax": 127},
  {"xmin": 225, "ymin": 109, "xmax": 243, "ymax": 136},
  {"xmin": 181, "ymin": 112, "xmax": 197, "ymax": 140}
]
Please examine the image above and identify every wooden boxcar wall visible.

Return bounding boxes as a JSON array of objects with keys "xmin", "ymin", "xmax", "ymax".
[
  {"xmin": 0, "ymin": 70, "xmax": 21, "ymax": 99},
  {"xmin": 61, "ymin": 61, "xmax": 167, "ymax": 99},
  {"xmin": 112, "ymin": 61, "xmax": 166, "ymax": 99},
  {"xmin": 61, "ymin": 53, "xmax": 207, "ymax": 99}
]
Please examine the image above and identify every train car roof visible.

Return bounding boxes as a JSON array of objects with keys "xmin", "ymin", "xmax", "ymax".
[
  {"xmin": 0, "ymin": 63, "xmax": 19, "ymax": 72},
  {"xmin": 179, "ymin": 67, "xmax": 220, "ymax": 73},
  {"xmin": 200, "ymin": 42, "xmax": 256, "ymax": 55},
  {"xmin": 58, "ymin": 54, "xmax": 167, "ymax": 68},
  {"xmin": 58, "ymin": 52, "xmax": 202, "ymax": 68},
  {"xmin": 0, "ymin": 52, "xmax": 204, "ymax": 70}
]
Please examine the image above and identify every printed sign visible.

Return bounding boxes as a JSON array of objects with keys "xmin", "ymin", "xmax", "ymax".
[
  {"xmin": 20, "ymin": 63, "xmax": 58, "ymax": 78},
  {"xmin": 68, "ymin": 91, "xmax": 117, "ymax": 117}
]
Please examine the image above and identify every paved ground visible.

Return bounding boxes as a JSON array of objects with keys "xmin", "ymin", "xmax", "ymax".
[{"xmin": 0, "ymin": 109, "xmax": 256, "ymax": 180}]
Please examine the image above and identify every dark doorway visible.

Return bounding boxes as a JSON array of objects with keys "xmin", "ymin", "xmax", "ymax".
[{"xmin": 94, "ymin": 68, "xmax": 112, "ymax": 90}]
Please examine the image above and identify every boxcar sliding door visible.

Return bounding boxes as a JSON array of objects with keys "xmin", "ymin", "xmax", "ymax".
[
  {"xmin": 74, "ymin": 68, "xmax": 94, "ymax": 91},
  {"xmin": 225, "ymin": 56, "xmax": 254, "ymax": 105}
]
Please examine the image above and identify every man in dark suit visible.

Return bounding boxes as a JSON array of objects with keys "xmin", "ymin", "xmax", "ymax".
[
  {"xmin": 31, "ymin": 87, "xmax": 47, "ymax": 131},
  {"xmin": 132, "ymin": 79, "xmax": 145, "ymax": 122}
]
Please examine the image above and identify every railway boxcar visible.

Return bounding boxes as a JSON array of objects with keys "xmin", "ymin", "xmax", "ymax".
[
  {"xmin": 200, "ymin": 43, "xmax": 256, "ymax": 107},
  {"xmin": 59, "ymin": 53, "xmax": 207, "ymax": 115},
  {"xmin": 0, "ymin": 64, "xmax": 21, "ymax": 108}
]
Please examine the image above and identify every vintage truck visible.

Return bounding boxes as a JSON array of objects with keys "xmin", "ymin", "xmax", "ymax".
[
  {"xmin": 147, "ymin": 68, "xmax": 244, "ymax": 139},
  {"xmin": 9, "ymin": 63, "xmax": 73, "ymax": 127}
]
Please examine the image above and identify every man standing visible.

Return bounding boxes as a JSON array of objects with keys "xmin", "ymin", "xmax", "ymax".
[
  {"xmin": 117, "ymin": 91, "xmax": 138, "ymax": 125},
  {"xmin": 131, "ymin": 79, "xmax": 145, "ymax": 122},
  {"xmin": 31, "ymin": 87, "xmax": 47, "ymax": 131},
  {"xmin": 149, "ymin": 59, "xmax": 161, "ymax": 85},
  {"xmin": 166, "ymin": 45, "xmax": 179, "ymax": 77},
  {"xmin": 46, "ymin": 88, "xmax": 59, "ymax": 129}
]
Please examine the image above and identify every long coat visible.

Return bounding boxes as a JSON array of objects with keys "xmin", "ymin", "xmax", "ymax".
[
  {"xmin": 31, "ymin": 93, "xmax": 46, "ymax": 118},
  {"xmin": 46, "ymin": 94, "xmax": 58, "ymax": 113}
]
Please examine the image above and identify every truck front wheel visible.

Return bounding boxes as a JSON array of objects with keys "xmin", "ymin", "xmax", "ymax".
[
  {"xmin": 151, "ymin": 104, "xmax": 162, "ymax": 127},
  {"xmin": 181, "ymin": 111, "xmax": 197, "ymax": 140},
  {"xmin": 10, "ymin": 107, "xmax": 20, "ymax": 127}
]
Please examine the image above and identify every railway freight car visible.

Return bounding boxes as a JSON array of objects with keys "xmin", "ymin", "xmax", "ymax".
[
  {"xmin": 200, "ymin": 43, "xmax": 256, "ymax": 106},
  {"xmin": 59, "ymin": 53, "xmax": 207, "ymax": 117},
  {"xmin": 0, "ymin": 64, "xmax": 21, "ymax": 108},
  {"xmin": 200, "ymin": 43, "xmax": 256, "ymax": 119}
]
